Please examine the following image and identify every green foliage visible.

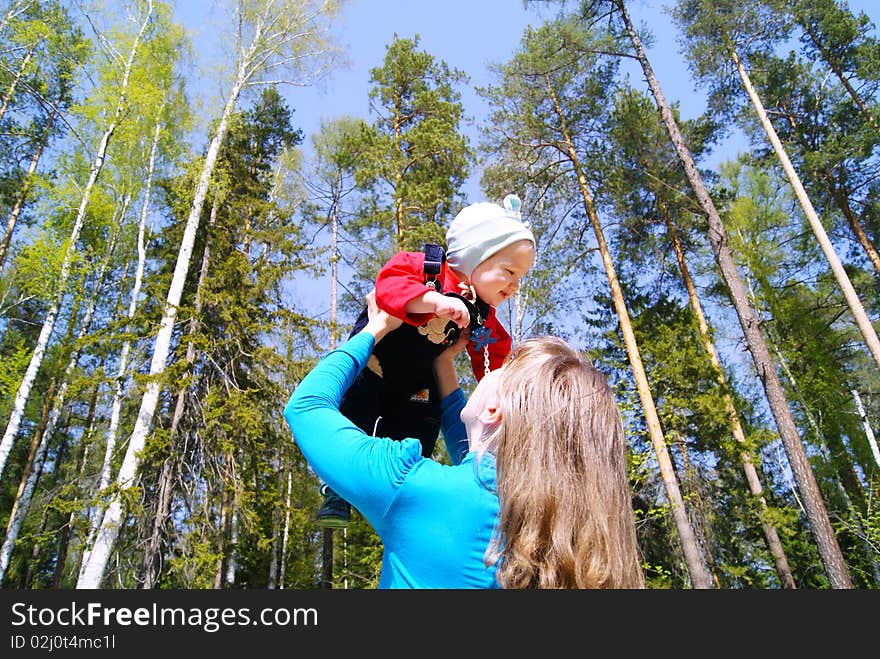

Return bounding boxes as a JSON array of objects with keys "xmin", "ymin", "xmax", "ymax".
[
  {"xmin": 0, "ymin": 337, "xmax": 30, "ymax": 418},
  {"xmin": 719, "ymin": 157, "xmax": 880, "ymax": 585},
  {"xmin": 839, "ymin": 478, "xmax": 880, "ymax": 582},
  {"xmin": 3, "ymin": 0, "xmax": 879, "ymax": 590},
  {"xmin": 166, "ymin": 532, "xmax": 224, "ymax": 589},
  {"xmin": 671, "ymin": 0, "xmax": 793, "ymax": 117},
  {"xmin": 344, "ymin": 34, "xmax": 472, "ymax": 267},
  {"xmin": 8, "ymin": 228, "xmax": 78, "ymax": 299}
]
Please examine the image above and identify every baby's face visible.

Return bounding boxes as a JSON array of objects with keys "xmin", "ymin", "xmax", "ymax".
[{"xmin": 470, "ymin": 239, "xmax": 536, "ymax": 307}]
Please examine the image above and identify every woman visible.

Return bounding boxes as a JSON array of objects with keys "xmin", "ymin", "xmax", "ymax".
[{"xmin": 284, "ymin": 292, "xmax": 644, "ymax": 588}]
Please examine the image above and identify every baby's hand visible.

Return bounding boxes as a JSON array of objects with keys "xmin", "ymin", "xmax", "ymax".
[{"xmin": 432, "ymin": 294, "xmax": 470, "ymax": 329}]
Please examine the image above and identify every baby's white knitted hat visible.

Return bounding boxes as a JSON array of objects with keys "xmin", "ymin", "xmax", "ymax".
[{"xmin": 446, "ymin": 194, "xmax": 535, "ymax": 278}]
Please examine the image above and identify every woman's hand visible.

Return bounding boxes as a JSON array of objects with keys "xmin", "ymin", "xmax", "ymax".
[
  {"xmin": 363, "ymin": 288, "xmax": 403, "ymax": 343},
  {"xmin": 433, "ymin": 328, "xmax": 469, "ymax": 399}
]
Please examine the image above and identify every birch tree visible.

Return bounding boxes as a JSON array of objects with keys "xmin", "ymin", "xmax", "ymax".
[
  {"xmin": 301, "ymin": 116, "xmax": 360, "ymax": 586},
  {"xmin": 86, "ymin": 102, "xmax": 167, "ymax": 579},
  {"xmin": 304, "ymin": 116, "xmax": 361, "ymax": 349},
  {"xmin": 0, "ymin": 0, "xmax": 154, "ymax": 483},
  {"xmin": 76, "ymin": 0, "xmax": 341, "ymax": 589},
  {"xmin": 0, "ymin": 0, "xmax": 87, "ymax": 272},
  {"xmin": 0, "ymin": 209, "xmax": 123, "ymax": 585}
]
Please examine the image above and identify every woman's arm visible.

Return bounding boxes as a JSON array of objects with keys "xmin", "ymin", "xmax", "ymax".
[
  {"xmin": 433, "ymin": 330, "xmax": 470, "ymax": 465},
  {"xmin": 283, "ymin": 292, "xmax": 418, "ymax": 526}
]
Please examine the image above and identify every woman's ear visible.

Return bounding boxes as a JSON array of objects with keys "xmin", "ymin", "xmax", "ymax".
[{"xmin": 479, "ymin": 404, "xmax": 502, "ymax": 426}]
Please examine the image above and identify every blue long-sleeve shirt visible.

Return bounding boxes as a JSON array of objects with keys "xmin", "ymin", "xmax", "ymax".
[{"xmin": 284, "ymin": 330, "xmax": 499, "ymax": 588}]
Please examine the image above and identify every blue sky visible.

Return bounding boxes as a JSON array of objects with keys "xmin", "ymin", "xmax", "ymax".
[
  {"xmin": 178, "ymin": 0, "xmax": 880, "ymax": 199},
  {"xmin": 175, "ymin": 0, "xmax": 880, "ymax": 327}
]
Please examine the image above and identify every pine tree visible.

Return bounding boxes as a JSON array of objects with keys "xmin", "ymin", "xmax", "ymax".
[
  {"xmin": 482, "ymin": 14, "xmax": 713, "ymax": 588},
  {"xmin": 599, "ymin": 0, "xmax": 853, "ymax": 588}
]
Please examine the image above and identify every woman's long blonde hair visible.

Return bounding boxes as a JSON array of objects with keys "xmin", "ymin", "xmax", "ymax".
[{"xmin": 486, "ymin": 336, "xmax": 645, "ymax": 588}]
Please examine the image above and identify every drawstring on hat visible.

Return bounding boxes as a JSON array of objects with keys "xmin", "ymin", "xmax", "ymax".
[{"xmin": 503, "ymin": 193, "xmax": 522, "ymax": 220}]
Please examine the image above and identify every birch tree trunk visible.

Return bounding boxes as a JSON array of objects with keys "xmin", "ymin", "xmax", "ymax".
[
  {"xmin": 545, "ymin": 75, "xmax": 714, "ymax": 589},
  {"xmin": 852, "ymin": 389, "xmax": 880, "ymax": 470},
  {"xmin": 729, "ymin": 46, "xmax": 880, "ymax": 372},
  {"xmin": 76, "ymin": 74, "xmax": 241, "ymax": 587},
  {"xmin": 614, "ymin": 0, "xmax": 853, "ymax": 588},
  {"xmin": 268, "ymin": 463, "xmax": 283, "ymax": 589},
  {"xmin": 0, "ymin": 0, "xmax": 153, "ymax": 482},
  {"xmin": 0, "ymin": 0, "xmax": 31, "ymax": 34},
  {"xmin": 105, "ymin": 109, "xmax": 164, "ymax": 455},
  {"xmin": 142, "ymin": 191, "xmax": 216, "ymax": 589},
  {"xmin": 321, "ymin": 171, "xmax": 342, "ymax": 585},
  {"xmin": 279, "ymin": 468, "xmax": 292, "ymax": 589},
  {"xmin": 75, "ymin": 0, "xmax": 339, "ymax": 590},
  {"xmin": 79, "ymin": 7, "xmax": 270, "ymax": 589},
  {"xmin": 0, "ymin": 38, "xmax": 36, "ymax": 123},
  {"xmin": 86, "ymin": 107, "xmax": 164, "ymax": 554},
  {"xmin": 0, "ymin": 217, "xmax": 121, "ymax": 585},
  {"xmin": 225, "ymin": 508, "xmax": 238, "ymax": 586}
]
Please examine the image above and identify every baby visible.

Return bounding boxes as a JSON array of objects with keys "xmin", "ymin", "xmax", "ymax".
[{"xmin": 316, "ymin": 194, "xmax": 536, "ymax": 528}]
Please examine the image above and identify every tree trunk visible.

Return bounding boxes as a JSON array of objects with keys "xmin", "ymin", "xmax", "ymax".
[
  {"xmin": 89, "ymin": 106, "xmax": 165, "ymax": 556},
  {"xmin": 0, "ymin": 377, "xmax": 57, "ymax": 582},
  {"xmin": 671, "ymin": 429, "xmax": 721, "ymax": 588},
  {"xmin": 0, "ymin": 222, "xmax": 119, "ymax": 585},
  {"xmin": 775, "ymin": 105, "xmax": 880, "ymax": 277},
  {"xmin": 53, "ymin": 384, "xmax": 99, "ymax": 589},
  {"xmin": 268, "ymin": 463, "xmax": 283, "ymax": 589},
  {"xmin": 0, "ymin": 103, "xmax": 56, "ymax": 272},
  {"xmin": 141, "ymin": 448, "xmax": 175, "ymax": 588},
  {"xmin": 615, "ymin": 0, "xmax": 853, "ymax": 587},
  {"xmin": 330, "ymin": 182, "xmax": 340, "ymax": 350},
  {"xmin": 0, "ymin": 0, "xmax": 153, "ymax": 482},
  {"xmin": 320, "ymin": 529, "xmax": 334, "ymax": 588},
  {"xmin": 225, "ymin": 508, "xmax": 238, "ymax": 587},
  {"xmin": 545, "ymin": 74, "xmax": 714, "ymax": 588},
  {"xmin": 797, "ymin": 19, "xmax": 879, "ymax": 133},
  {"xmin": 142, "ymin": 189, "xmax": 216, "ymax": 589},
  {"xmin": 730, "ymin": 47, "xmax": 880, "ymax": 372},
  {"xmin": 76, "ymin": 29, "xmax": 252, "ymax": 589},
  {"xmin": 766, "ymin": 329, "xmax": 877, "ymax": 577},
  {"xmin": 666, "ymin": 216, "xmax": 796, "ymax": 588},
  {"xmin": 0, "ymin": 38, "xmax": 36, "ymax": 123},
  {"xmin": 825, "ymin": 173, "xmax": 880, "ymax": 276},
  {"xmin": 279, "ymin": 468, "xmax": 292, "ymax": 589},
  {"xmin": 22, "ymin": 482, "xmax": 53, "ymax": 588},
  {"xmin": 319, "ymin": 177, "xmax": 346, "ymax": 586},
  {"xmin": 214, "ymin": 485, "xmax": 230, "ymax": 589},
  {"xmin": 852, "ymin": 389, "xmax": 880, "ymax": 469}
]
